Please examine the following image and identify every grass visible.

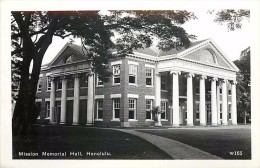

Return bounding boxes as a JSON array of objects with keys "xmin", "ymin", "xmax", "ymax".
[
  {"xmin": 137, "ymin": 126, "xmax": 251, "ymax": 159},
  {"xmin": 12, "ymin": 125, "xmax": 171, "ymax": 159}
]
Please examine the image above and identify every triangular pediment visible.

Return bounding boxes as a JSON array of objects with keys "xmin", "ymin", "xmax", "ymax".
[
  {"xmin": 178, "ymin": 39, "xmax": 239, "ymax": 71},
  {"xmin": 48, "ymin": 43, "xmax": 87, "ymax": 67}
]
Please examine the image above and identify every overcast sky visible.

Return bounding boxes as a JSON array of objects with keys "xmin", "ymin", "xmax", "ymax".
[{"xmin": 42, "ymin": 10, "xmax": 250, "ymax": 65}]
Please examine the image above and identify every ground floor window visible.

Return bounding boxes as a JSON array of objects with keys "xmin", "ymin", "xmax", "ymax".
[
  {"xmin": 220, "ymin": 103, "xmax": 222, "ymax": 119},
  {"xmin": 146, "ymin": 99, "xmax": 153, "ymax": 120},
  {"xmin": 45, "ymin": 101, "xmax": 50, "ymax": 118},
  {"xmin": 196, "ymin": 103, "xmax": 200, "ymax": 119},
  {"xmin": 113, "ymin": 98, "xmax": 120, "ymax": 119},
  {"xmin": 129, "ymin": 98, "xmax": 136, "ymax": 120},
  {"xmin": 228, "ymin": 103, "xmax": 231, "ymax": 119},
  {"xmin": 96, "ymin": 99, "xmax": 103, "ymax": 119},
  {"xmin": 54, "ymin": 101, "xmax": 61, "ymax": 122},
  {"xmin": 161, "ymin": 101, "xmax": 167, "ymax": 120}
]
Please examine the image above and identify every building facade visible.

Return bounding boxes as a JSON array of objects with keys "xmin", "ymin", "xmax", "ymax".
[{"xmin": 36, "ymin": 39, "xmax": 239, "ymax": 127}]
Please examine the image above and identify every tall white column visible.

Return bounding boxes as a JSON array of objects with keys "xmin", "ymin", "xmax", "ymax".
[
  {"xmin": 186, "ymin": 73, "xmax": 194, "ymax": 126},
  {"xmin": 155, "ymin": 72, "xmax": 162, "ymax": 126},
  {"xmin": 171, "ymin": 71, "xmax": 180, "ymax": 127},
  {"xmin": 199, "ymin": 75, "xmax": 207, "ymax": 126},
  {"xmin": 72, "ymin": 74, "xmax": 80, "ymax": 125},
  {"xmin": 49, "ymin": 77, "xmax": 55, "ymax": 123},
  {"xmin": 211, "ymin": 77, "xmax": 218, "ymax": 125},
  {"xmin": 221, "ymin": 79, "xmax": 228, "ymax": 126},
  {"xmin": 217, "ymin": 82, "xmax": 221, "ymax": 124},
  {"xmin": 231, "ymin": 81, "xmax": 237, "ymax": 125},
  {"xmin": 60, "ymin": 76, "xmax": 67, "ymax": 124},
  {"xmin": 87, "ymin": 73, "xmax": 94, "ymax": 125}
]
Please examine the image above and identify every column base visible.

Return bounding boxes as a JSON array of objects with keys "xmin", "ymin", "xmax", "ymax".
[
  {"xmin": 211, "ymin": 123, "xmax": 218, "ymax": 126},
  {"xmin": 222, "ymin": 123, "xmax": 228, "ymax": 126},
  {"xmin": 86, "ymin": 123, "xmax": 93, "ymax": 126},
  {"xmin": 172, "ymin": 124, "xmax": 180, "ymax": 127},
  {"xmin": 59, "ymin": 122, "xmax": 66, "ymax": 125},
  {"xmin": 72, "ymin": 123, "xmax": 79, "ymax": 126},
  {"xmin": 200, "ymin": 123, "xmax": 206, "ymax": 126},
  {"xmin": 186, "ymin": 123, "xmax": 194, "ymax": 126}
]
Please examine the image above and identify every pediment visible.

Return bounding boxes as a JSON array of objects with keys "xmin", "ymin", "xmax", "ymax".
[
  {"xmin": 179, "ymin": 39, "xmax": 239, "ymax": 72},
  {"xmin": 48, "ymin": 43, "xmax": 87, "ymax": 67}
]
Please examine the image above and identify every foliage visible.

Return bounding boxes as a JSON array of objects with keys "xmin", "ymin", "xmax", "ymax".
[
  {"xmin": 11, "ymin": 10, "xmax": 197, "ymax": 136},
  {"xmin": 233, "ymin": 47, "xmax": 251, "ymax": 123},
  {"xmin": 208, "ymin": 9, "xmax": 250, "ymax": 31}
]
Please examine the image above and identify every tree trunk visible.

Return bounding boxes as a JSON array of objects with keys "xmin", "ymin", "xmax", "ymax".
[{"xmin": 243, "ymin": 111, "xmax": 247, "ymax": 124}]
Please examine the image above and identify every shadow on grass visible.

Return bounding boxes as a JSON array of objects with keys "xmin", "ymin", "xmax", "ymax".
[
  {"xmin": 137, "ymin": 127, "xmax": 251, "ymax": 159},
  {"xmin": 13, "ymin": 125, "xmax": 172, "ymax": 159}
]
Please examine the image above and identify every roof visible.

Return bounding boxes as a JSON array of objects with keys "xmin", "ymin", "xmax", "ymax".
[{"xmin": 133, "ymin": 39, "xmax": 209, "ymax": 57}]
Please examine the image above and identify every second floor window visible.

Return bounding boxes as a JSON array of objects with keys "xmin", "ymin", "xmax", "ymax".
[
  {"xmin": 113, "ymin": 65, "xmax": 121, "ymax": 84},
  {"xmin": 47, "ymin": 77, "xmax": 51, "ymax": 91},
  {"xmin": 56, "ymin": 78, "xmax": 62, "ymax": 90},
  {"xmin": 161, "ymin": 75, "xmax": 167, "ymax": 90},
  {"xmin": 37, "ymin": 82, "xmax": 42, "ymax": 92},
  {"xmin": 146, "ymin": 68, "xmax": 153, "ymax": 86},
  {"xmin": 129, "ymin": 65, "xmax": 137, "ymax": 84}
]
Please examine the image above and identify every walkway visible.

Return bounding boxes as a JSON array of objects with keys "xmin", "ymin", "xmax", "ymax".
[{"xmin": 116, "ymin": 129, "xmax": 222, "ymax": 160}]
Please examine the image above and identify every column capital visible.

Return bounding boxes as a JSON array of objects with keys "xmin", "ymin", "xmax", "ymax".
[
  {"xmin": 49, "ymin": 76, "xmax": 55, "ymax": 81},
  {"xmin": 230, "ymin": 80, "xmax": 237, "ymax": 85},
  {"xmin": 198, "ymin": 75, "xmax": 207, "ymax": 80},
  {"xmin": 170, "ymin": 70, "xmax": 181, "ymax": 75},
  {"xmin": 184, "ymin": 73, "xmax": 194, "ymax": 78},
  {"xmin": 87, "ymin": 71, "xmax": 94, "ymax": 76},
  {"xmin": 219, "ymin": 78, "xmax": 229, "ymax": 84},
  {"xmin": 209, "ymin": 77, "xmax": 218, "ymax": 82},
  {"xmin": 73, "ymin": 74, "xmax": 80, "ymax": 79}
]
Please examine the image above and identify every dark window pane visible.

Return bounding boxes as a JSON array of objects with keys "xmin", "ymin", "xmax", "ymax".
[
  {"xmin": 129, "ymin": 76, "xmax": 135, "ymax": 84},
  {"xmin": 161, "ymin": 84, "xmax": 166, "ymax": 90},
  {"xmin": 220, "ymin": 113, "xmax": 222, "ymax": 119},
  {"xmin": 98, "ymin": 110, "xmax": 103, "ymax": 119},
  {"xmin": 114, "ymin": 77, "xmax": 120, "ymax": 84},
  {"xmin": 115, "ymin": 109, "xmax": 120, "ymax": 118},
  {"xmin": 196, "ymin": 113, "xmax": 199, "ymax": 119},
  {"xmin": 129, "ymin": 110, "xmax": 134, "ymax": 119},
  {"xmin": 146, "ymin": 78, "xmax": 152, "ymax": 85},
  {"xmin": 146, "ymin": 111, "xmax": 151, "ymax": 119},
  {"xmin": 161, "ymin": 112, "xmax": 165, "ymax": 119}
]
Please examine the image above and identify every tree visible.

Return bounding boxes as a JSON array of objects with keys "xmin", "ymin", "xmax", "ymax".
[
  {"xmin": 11, "ymin": 11, "xmax": 197, "ymax": 137},
  {"xmin": 233, "ymin": 47, "xmax": 250, "ymax": 124},
  {"xmin": 208, "ymin": 9, "xmax": 250, "ymax": 31}
]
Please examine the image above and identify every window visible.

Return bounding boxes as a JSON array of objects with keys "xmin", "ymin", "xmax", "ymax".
[
  {"xmin": 56, "ymin": 77, "xmax": 62, "ymax": 90},
  {"xmin": 65, "ymin": 55, "xmax": 73, "ymax": 63},
  {"xmin": 195, "ymin": 87, "xmax": 199, "ymax": 94},
  {"xmin": 220, "ymin": 88, "xmax": 222, "ymax": 94},
  {"xmin": 54, "ymin": 101, "xmax": 61, "ymax": 122},
  {"xmin": 45, "ymin": 101, "xmax": 50, "ymax": 118},
  {"xmin": 80, "ymin": 74, "xmax": 88, "ymax": 87},
  {"xmin": 228, "ymin": 104, "xmax": 231, "ymax": 119},
  {"xmin": 228, "ymin": 90, "xmax": 231, "ymax": 95},
  {"xmin": 146, "ymin": 68, "xmax": 153, "ymax": 86},
  {"xmin": 161, "ymin": 101, "xmax": 167, "ymax": 120},
  {"xmin": 96, "ymin": 76, "xmax": 103, "ymax": 86},
  {"xmin": 146, "ymin": 99, "xmax": 153, "ymax": 120},
  {"xmin": 129, "ymin": 65, "xmax": 137, "ymax": 84},
  {"xmin": 67, "ymin": 76, "xmax": 74, "ymax": 89},
  {"xmin": 206, "ymin": 104, "xmax": 211, "ymax": 113},
  {"xmin": 196, "ymin": 103, "xmax": 200, "ymax": 119},
  {"xmin": 161, "ymin": 75, "xmax": 167, "ymax": 90},
  {"xmin": 129, "ymin": 98, "xmax": 136, "ymax": 120},
  {"xmin": 96, "ymin": 99, "xmax": 103, "ymax": 119},
  {"xmin": 113, "ymin": 98, "xmax": 120, "ymax": 119},
  {"xmin": 220, "ymin": 103, "xmax": 222, "ymax": 119},
  {"xmin": 113, "ymin": 65, "xmax": 121, "ymax": 84},
  {"xmin": 47, "ymin": 77, "xmax": 51, "ymax": 91},
  {"xmin": 37, "ymin": 82, "xmax": 42, "ymax": 92}
]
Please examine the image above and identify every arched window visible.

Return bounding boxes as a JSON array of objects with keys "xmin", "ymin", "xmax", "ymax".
[{"xmin": 200, "ymin": 49, "xmax": 217, "ymax": 64}]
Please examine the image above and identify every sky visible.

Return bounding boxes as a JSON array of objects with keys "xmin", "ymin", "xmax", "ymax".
[{"xmin": 42, "ymin": 10, "xmax": 250, "ymax": 65}]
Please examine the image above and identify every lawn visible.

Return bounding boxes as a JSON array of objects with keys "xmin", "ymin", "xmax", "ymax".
[
  {"xmin": 13, "ymin": 125, "xmax": 171, "ymax": 159},
  {"xmin": 137, "ymin": 126, "xmax": 251, "ymax": 159}
]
